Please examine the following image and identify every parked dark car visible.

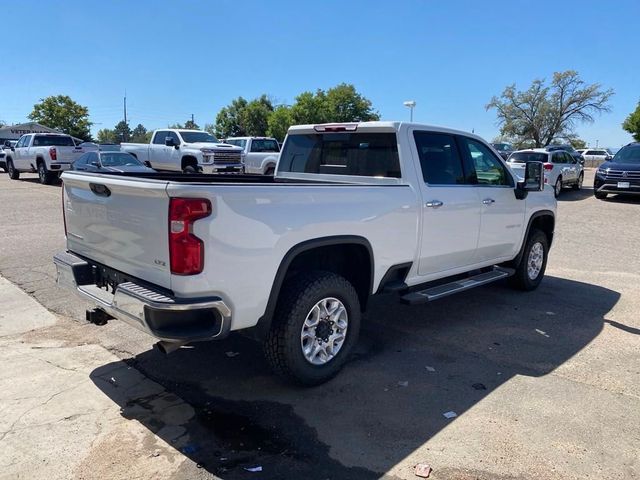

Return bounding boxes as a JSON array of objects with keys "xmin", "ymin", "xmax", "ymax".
[
  {"xmin": 491, "ymin": 142, "xmax": 514, "ymax": 160},
  {"xmin": 71, "ymin": 151, "xmax": 154, "ymax": 173},
  {"xmin": 593, "ymin": 142, "xmax": 640, "ymax": 199}
]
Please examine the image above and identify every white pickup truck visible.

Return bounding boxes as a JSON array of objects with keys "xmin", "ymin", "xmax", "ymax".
[
  {"xmin": 54, "ymin": 121, "xmax": 556, "ymax": 385},
  {"xmin": 121, "ymin": 129, "xmax": 244, "ymax": 173},
  {"xmin": 6, "ymin": 133, "xmax": 86, "ymax": 184},
  {"xmin": 225, "ymin": 136, "xmax": 280, "ymax": 175}
]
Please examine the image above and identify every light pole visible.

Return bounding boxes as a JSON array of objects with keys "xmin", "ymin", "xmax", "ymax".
[{"xmin": 403, "ymin": 100, "xmax": 416, "ymax": 122}]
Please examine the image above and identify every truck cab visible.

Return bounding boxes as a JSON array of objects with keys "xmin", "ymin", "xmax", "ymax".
[{"xmin": 225, "ymin": 136, "xmax": 280, "ymax": 175}]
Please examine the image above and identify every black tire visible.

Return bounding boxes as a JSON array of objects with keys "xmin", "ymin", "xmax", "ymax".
[
  {"xmin": 594, "ymin": 192, "xmax": 607, "ymax": 200},
  {"xmin": 573, "ymin": 173, "xmax": 583, "ymax": 190},
  {"xmin": 264, "ymin": 165, "xmax": 275, "ymax": 176},
  {"xmin": 264, "ymin": 271, "xmax": 361, "ymax": 386},
  {"xmin": 510, "ymin": 228, "xmax": 549, "ymax": 291},
  {"xmin": 554, "ymin": 176, "xmax": 562, "ymax": 198},
  {"xmin": 183, "ymin": 165, "xmax": 197, "ymax": 174},
  {"xmin": 7, "ymin": 159, "xmax": 19, "ymax": 180},
  {"xmin": 37, "ymin": 161, "xmax": 54, "ymax": 185}
]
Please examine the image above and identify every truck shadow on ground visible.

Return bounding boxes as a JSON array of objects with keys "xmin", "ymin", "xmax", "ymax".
[
  {"xmin": 558, "ymin": 186, "xmax": 594, "ymax": 202},
  {"xmin": 91, "ymin": 275, "xmax": 619, "ymax": 479}
]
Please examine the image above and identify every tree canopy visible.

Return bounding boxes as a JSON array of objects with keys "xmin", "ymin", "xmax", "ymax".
[
  {"xmin": 622, "ymin": 101, "xmax": 640, "ymax": 142},
  {"xmin": 29, "ymin": 95, "xmax": 93, "ymax": 141},
  {"xmin": 486, "ymin": 71, "xmax": 613, "ymax": 148},
  {"xmin": 215, "ymin": 84, "xmax": 379, "ymax": 141}
]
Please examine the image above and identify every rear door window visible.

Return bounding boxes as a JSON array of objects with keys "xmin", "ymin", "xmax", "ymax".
[
  {"xmin": 413, "ymin": 131, "xmax": 466, "ymax": 185},
  {"xmin": 279, "ymin": 132, "xmax": 401, "ymax": 178}
]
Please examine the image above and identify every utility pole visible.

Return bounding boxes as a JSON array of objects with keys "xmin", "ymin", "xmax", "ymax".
[
  {"xmin": 191, "ymin": 113, "xmax": 195, "ymax": 125},
  {"xmin": 123, "ymin": 91, "xmax": 128, "ymax": 142}
]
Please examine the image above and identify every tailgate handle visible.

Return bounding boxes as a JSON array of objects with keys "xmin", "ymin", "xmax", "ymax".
[{"xmin": 89, "ymin": 183, "xmax": 111, "ymax": 197}]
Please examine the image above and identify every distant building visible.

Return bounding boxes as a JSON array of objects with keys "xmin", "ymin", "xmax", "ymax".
[{"xmin": 0, "ymin": 122, "xmax": 63, "ymax": 142}]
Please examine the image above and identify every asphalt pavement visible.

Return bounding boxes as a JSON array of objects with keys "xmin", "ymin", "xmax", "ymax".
[{"xmin": 0, "ymin": 170, "xmax": 638, "ymax": 480}]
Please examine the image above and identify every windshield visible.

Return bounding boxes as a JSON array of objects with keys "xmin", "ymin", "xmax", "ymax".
[
  {"xmin": 492, "ymin": 143, "xmax": 512, "ymax": 151},
  {"xmin": 100, "ymin": 152, "xmax": 142, "ymax": 167},
  {"xmin": 33, "ymin": 135, "xmax": 75, "ymax": 147},
  {"xmin": 178, "ymin": 131, "xmax": 218, "ymax": 143},
  {"xmin": 509, "ymin": 152, "xmax": 548, "ymax": 163},
  {"xmin": 279, "ymin": 132, "xmax": 401, "ymax": 178},
  {"xmin": 612, "ymin": 145, "xmax": 640, "ymax": 164}
]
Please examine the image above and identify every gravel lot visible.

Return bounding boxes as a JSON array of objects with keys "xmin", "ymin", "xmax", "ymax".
[{"xmin": 0, "ymin": 169, "xmax": 638, "ymax": 480}]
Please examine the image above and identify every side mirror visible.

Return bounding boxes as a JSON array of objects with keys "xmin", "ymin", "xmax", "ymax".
[
  {"xmin": 164, "ymin": 137, "xmax": 175, "ymax": 147},
  {"xmin": 90, "ymin": 161, "xmax": 100, "ymax": 167},
  {"xmin": 515, "ymin": 161, "xmax": 544, "ymax": 199}
]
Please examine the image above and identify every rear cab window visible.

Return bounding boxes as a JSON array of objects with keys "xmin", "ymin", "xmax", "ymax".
[
  {"xmin": 250, "ymin": 139, "xmax": 280, "ymax": 153},
  {"xmin": 33, "ymin": 135, "xmax": 75, "ymax": 147},
  {"xmin": 278, "ymin": 132, "xmax": 401, "ymax": 178}
]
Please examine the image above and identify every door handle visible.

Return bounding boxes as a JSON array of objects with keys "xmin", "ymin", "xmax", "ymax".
[
  {"xmin": 89, "ymin": 183, "xmax": 111, "ymax": 197},
  {"xmin": 482, "ymin": 198, "xmax": 495, "ymax": 205},
  {"xmin": 425, "ymin": 200, "xmax": 444, "ymax": 208}
]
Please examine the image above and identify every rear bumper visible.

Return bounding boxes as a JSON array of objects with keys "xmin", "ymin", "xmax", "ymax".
[{"xmin": 53, "ymin": 251, "xmax": 232, "ymax": 342}]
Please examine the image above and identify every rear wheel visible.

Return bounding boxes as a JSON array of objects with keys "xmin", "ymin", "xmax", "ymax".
[
  {"xmin": 264, "ymin": 165, "xmax": 275, "ymax": 176},
  {"xmin": 554, "ymin": 176, "xmax": 562, "ymax": 198},
  {"xmin": 7, "ymin": 159, "xmax": 19, "ymax": 180},
  {"xmin": 573, "ymin": 173, "xmax": 583, "ymax": 190},
  {"xmin": 38, "ymin": 161, "xmax": 54, "ymax": 185},
  {"xmin": 510, "ymin": 229, "xmax": 549, "ymax": 291},
  {"xmin": 264, "ymin": 271, "xmax": 361, "ymax": 385}
]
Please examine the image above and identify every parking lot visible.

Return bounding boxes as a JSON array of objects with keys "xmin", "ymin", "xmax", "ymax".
[{"xmin": 0, "ymin": 170, "xmax": 639, "ymax": 479}]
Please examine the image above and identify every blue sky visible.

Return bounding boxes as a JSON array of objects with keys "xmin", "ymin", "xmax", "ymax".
[{"xmin": 2, "ymin": 0, "xmax": 638, "ymax": 147}]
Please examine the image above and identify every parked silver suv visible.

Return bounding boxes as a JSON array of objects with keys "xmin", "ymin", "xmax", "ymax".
[{"xmin": 507, "ymin": 149, "xmax": 584, "ymax": 198}]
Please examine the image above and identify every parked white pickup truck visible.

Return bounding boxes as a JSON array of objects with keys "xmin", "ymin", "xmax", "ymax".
[
  {"xmin": 6, "ymin": 133, "xmax": 85, "ymax": 184},
  {"xmin": 54, "ymin": 121, "xmax": 556, "ymax": 385},
  {"xmin": 225, "ymin": 136, "xmax": 280, "ymax": 175},
  {"xmin": 121, "ymin": 129, "xmax": 243, "ymax": 173}
]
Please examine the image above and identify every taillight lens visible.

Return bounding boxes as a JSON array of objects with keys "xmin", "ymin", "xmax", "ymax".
[
  {"xmin": 49, "ymin": 147, "xmax": 57, "ymax": 160},
  {"xmin": 168, "ymin": 198, "xmax": 212, "ymax": 275},
  {"xmin": 543, "ymin": 163, "xmax": 554, "ymax": 171}
]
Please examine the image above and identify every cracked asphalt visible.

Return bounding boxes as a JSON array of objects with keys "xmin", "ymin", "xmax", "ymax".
[{"xmin": 0, "ymin": 170, "xmax": 639, "ymax": 480}]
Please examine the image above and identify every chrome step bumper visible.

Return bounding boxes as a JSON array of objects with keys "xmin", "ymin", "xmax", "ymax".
[{"xmin": 53, "ymin": 251, "xmax": 232, "ymax": 342}]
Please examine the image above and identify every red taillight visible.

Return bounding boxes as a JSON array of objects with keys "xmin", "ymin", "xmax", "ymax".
[
  {"xmin": 543, "ymin": 163, "xmax": 554, "ymax": 171},
  {"xmin": 168, "ymin": 198, "xmax": 212, "ymax": 275},
  {"xmin": 49, "ymin": 147, "xmax": 57, "ymax": 160}
]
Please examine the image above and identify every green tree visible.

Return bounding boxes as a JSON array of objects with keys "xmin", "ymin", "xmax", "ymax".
[
  {"xmin": 622, "ymin": 101, "xmax": 640, "ymax": 142},
  {"xmin": 131, "ymin": 124, "xmax": 151, "ymax": 143},
  {"xmin": 214, "ymin": 97, "xmax": 248, "ymax": 138},
  {"xmin": 184, "ymin": 119, "xmax": 200, "ymax": 130},
  {"xmin": 267, "ymin": 106, "xmax": 294, "ymax": 141},
  {"xmin": 29, "ymin": 95, "xmax": 92, "ymax": 140},
  {"xmin": 486, "ymin": 71, "xmax": 613, "ymax": 148},
  {"xmin": 240, "ymin": 95, "xmax": 273, "ymax": 136},
  {"xmin": 325, "ymin": 83, "xmax": 380, "ymax": 122},
  {"xmin": 96, "ymin": 128, "xmax": 118, "ymax": 143},
  {"xmin": 113, "ymin": 120, "xmax": 132, "ymax": 142}
]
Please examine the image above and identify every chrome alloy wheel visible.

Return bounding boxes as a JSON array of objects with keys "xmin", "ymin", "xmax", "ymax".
[
  {"xmin": 527, "ymin": 242, "xmax": 544, "ymax": 280},
  {"xmin": 300, "ymin": 297, "xmax": 348, "ymax": 365}
]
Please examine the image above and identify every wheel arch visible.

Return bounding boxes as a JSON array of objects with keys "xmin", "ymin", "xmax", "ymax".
[
  {"xmin": 181, "ymin": 155, "xmax": 198, "ymax": 170},
  {"xmin": 511, "ymin": 210, "xmax": 555, "ymax": 267},
  {"xmin": 252, "ymin": 236, "xmax": 374, "ymax": 339}
]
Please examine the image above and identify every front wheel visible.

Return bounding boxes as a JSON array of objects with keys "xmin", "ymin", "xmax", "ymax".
[
  {"xmin": 264, "ymin": 271, "xmax": 361, "ymax": 385},
  {"xmin": 7, "ymin": 159, "xmax": 19, "ymax": 180},
  {"xmin": 594, "ymin": 191, "xmax": 607, "ymax": 200},
  {"xmin": 182, "ymin": 165, "xmax": 197, "ymax": 174},
  {"xmin": 510, "ymin": 229, "xmax": 549, "ymax": 291}
]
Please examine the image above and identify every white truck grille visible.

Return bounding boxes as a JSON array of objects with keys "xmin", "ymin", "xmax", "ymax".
[{"xmin": 213, "ymin": 151, "xmax": 241, "ymax": 163}]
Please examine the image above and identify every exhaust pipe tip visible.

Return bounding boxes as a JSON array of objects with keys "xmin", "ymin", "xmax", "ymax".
[{"xmin": 154, "ymin": 340, "xmax": 188, "ymax": 355}]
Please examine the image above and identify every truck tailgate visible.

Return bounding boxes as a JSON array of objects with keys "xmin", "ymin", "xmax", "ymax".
[
  {"xmin": 55, "ymin": 146, "xmax": 86, "ymax": 163},
  {"xmin": 62, "ymin": 172, "xmax": 172, "ymax": 289}
]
